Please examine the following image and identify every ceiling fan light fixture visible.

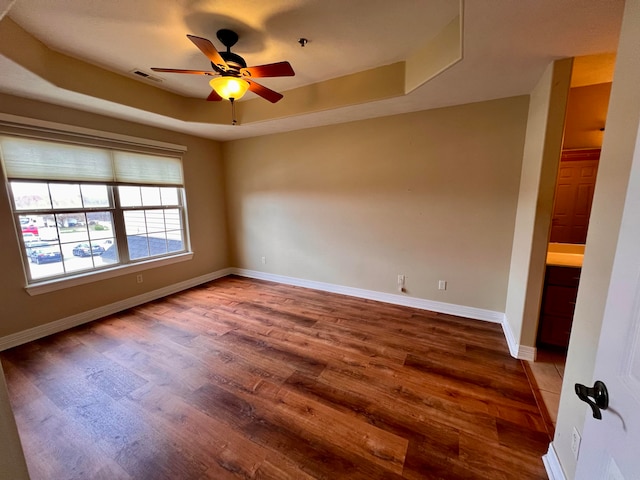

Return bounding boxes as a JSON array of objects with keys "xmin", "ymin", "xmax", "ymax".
[{"xmin": 209, "ymin": 76, "xmax": 249, "ymax": 100}]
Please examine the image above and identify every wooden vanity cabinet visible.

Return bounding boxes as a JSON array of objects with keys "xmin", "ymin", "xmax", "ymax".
[{"xmin": 538, "ymin": 265, "xmax": 581, "ymax": 349}]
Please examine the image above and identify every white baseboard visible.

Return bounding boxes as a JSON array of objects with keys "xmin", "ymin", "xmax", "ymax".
[
  {"xmin": 517, "ymin": 344, "xmax": 537, "ymax": 361},
  {"xmin": 543, "ymin": 442, "xmax": 567, "ymax": 480},
  {"xmin": 234, "ymin": 270, "xmax": 540, "ymax": 361},
  {"xmin": 1, "ymin": 267, "xmax": 533, "ymax": 364},
  {"xmin": 0, "ymin": 268, "xmax": 233, "ymax": 351},
  {"xmin": 501, "ymin": 314, "xmax": 537, "ymax": 361},
  {"xmin": 233, "ymin": 268, "xmax": 539, "ymax": 361},
  {"xmin": 232, "ymin": 268, "xmax": 504, "ymax": 324}
]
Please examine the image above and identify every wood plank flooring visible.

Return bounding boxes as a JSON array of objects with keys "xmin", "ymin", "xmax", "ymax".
[{"xmin": 0, "ymin": 276, "xmax": 549, "ymax": 479}]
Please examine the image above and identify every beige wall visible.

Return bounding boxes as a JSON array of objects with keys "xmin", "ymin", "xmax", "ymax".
[
  {"xmin": 554, "ymin": 0, "xmax": 640, "ymax": 477},
  {"xmin": 0, "ymin": 93, "xmax": 229, "ymax": 338},
  {"xmin": 504, "ymin": 59, "xmax": 572, "ymax": 352},
  {"xmin": 223, "ymin": 96, "xmax": 529, "ymax": 313}
]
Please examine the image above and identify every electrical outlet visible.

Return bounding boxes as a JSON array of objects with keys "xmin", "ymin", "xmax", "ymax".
[
  {"xmin": 571, "ymin": 427, "xmax": 581, "ymax": 460},
  {"xmin": 261, "ymin": 256, "xmax": 266, "ymax": 264},
  {"xmin": 397, "ymin": 274, "xmax": 405, "ymax": 292},
  {"xmin": 438, "ymin": 280, "xmax": 447, "ymax": 290},
  {"xmin": 136, "ymin": 274, "xmax": 143, "ymax": 284}
]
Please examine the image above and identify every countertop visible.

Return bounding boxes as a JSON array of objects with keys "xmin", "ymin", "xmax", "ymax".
[{"xmin": 546, "ymin": 243, "xmax": 584, "ymax": 268}]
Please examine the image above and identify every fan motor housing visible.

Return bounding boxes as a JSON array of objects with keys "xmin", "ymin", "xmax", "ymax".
[{"xmin": 218, "ymin": 51, "xmax": 247, "ymax": 70}]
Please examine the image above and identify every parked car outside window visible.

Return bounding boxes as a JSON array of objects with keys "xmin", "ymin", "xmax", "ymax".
[
  {"xmin": 21, "ymin": 224, "xmax": 38, "ymax": 235},
  {"xmin": 72, "ymin": 243, "xmax": 105, "ymax": 257},
  {"xmin": 28, "ymin": 245, "xmax": 62, "ymax": 264}
]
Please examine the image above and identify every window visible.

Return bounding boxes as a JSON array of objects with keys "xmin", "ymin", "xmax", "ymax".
[{"xmin": 1, "ymin": 135, "xmax": 189, "ymax": 285}]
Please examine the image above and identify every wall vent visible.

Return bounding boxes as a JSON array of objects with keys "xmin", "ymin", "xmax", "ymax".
[{"xmin": 130, "ymin": 69, "xmax": 163, "ymax": 83}]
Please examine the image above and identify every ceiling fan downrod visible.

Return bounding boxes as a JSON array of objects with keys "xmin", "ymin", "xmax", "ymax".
[{"xmin": 230, "ymin": 98, "xmax": 238, "ymax": 126}]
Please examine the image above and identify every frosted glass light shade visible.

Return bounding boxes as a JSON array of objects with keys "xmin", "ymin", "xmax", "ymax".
[{"xmin": 209, "ymin": 76, "xmax": 249, "ymax": 100}]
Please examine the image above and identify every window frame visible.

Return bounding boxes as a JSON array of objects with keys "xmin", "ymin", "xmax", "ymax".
[
  {"xmin": 0, "ymin": 117, "xmax": 192, "ymax": 295},
  {"xmin": 9, "ymin": 180, "xmax": 190, "ymax": 286}
]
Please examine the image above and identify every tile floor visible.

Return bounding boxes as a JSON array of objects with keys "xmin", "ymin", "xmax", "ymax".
[{"xmin": 524, "ymin": 348, "xmax": 566, "ymax": 435}]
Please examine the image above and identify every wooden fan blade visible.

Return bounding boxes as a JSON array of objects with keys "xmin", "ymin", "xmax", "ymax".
[
  {"xmin": 187, "ymin": 34, "xmax": 229, "ymax": 71},
  {"xmin": 247, "ymin": 80, "xmax": 284, "ymax": 103},
  {"xmin": 206, "ymin": 90, "xmax": 223, "ymax": 101},
  {"xmin": 241, "ymin": 61, "xmax": 295, "ymax": 78},
  {"xmin": 151, "ymin": 68, "xmax": 216, "ymax": 75}
]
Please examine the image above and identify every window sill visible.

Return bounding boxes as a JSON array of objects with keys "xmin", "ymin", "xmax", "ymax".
[{"xmin": 25, "ymin": 252, "xmax": 194, "ymax": 296}]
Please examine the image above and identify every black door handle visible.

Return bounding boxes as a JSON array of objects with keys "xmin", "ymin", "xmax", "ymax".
[{"xmin": 575, "ymin": 380, "xmax": 609, "ymax": 420}]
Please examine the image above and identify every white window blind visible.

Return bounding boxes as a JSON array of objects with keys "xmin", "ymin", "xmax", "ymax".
[
  {"xmin": 1, "ymin": 137, "xmax": 114, "ymax": 182},
  {"xmin": 1, "ymin": 136, "xmax": 184, "ymax": 186},
  {"xmin": 113, "ymin": 151, "xmax": 183, "ymax": 186}
]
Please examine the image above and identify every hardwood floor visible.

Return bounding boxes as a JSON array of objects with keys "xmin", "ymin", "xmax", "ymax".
[{"xmin": 0, "ymin": 276, "xmax": 549, "ymax": 479}]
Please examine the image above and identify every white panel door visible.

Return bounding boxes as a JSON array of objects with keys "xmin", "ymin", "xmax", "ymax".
[{"xmin": 574, "ymin": 120, "xmax": 640, "ymax": 479}]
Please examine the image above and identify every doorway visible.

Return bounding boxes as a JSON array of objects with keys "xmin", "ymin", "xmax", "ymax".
[{"xmin": 526, "ymin": 55, "xmax": 614, "ymax": 436}]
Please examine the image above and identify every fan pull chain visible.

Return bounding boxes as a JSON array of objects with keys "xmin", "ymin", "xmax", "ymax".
[{"xmin": 230, "ymin": 98, "xmax": 238, "ymax": 126}]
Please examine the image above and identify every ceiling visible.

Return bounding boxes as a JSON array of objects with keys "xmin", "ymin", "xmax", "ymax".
[{"xmin": 0, "ymin": 0, "xmax": 625, "ymax": 141}]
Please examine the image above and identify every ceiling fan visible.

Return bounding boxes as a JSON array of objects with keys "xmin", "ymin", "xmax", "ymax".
[{"xmin": 151, "ymin": 29, "xmax": 295, "ymax": 104}]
